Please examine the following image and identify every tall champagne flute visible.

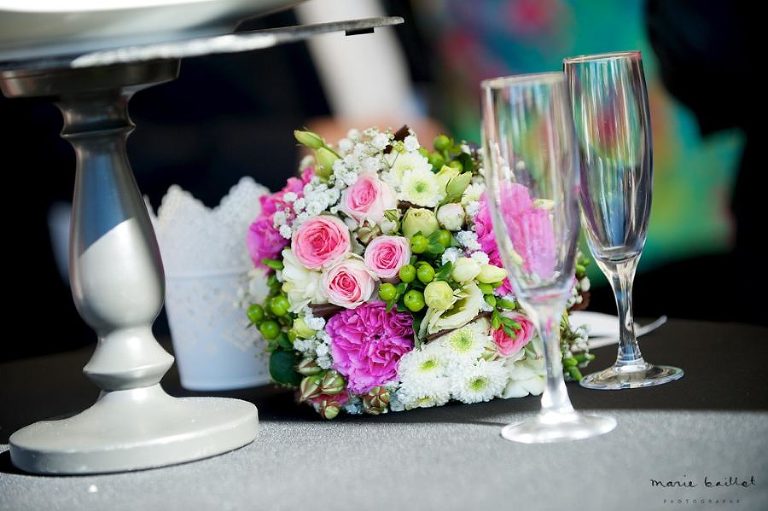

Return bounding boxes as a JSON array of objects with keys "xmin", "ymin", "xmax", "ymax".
[
  {"xmin": 481, "ymin": 73, "xmax": 616, "ymax": 443},
  {"xmin": 564, "ymin": 51, "xmax": 684, "ymax": 389}
]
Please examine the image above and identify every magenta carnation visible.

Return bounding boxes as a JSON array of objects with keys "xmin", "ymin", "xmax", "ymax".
[
  {"xmin": 247, "ymin": 215, "xmax": 288, "ymax": 268},
  {"xmin": 327, "ymin": 302, "xmax": 414, "ymax": 394}
]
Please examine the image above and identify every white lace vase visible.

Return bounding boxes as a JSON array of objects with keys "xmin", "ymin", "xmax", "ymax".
[{"xmin": 152, "ymin": 177, "xmax": 270, "ymax": 390}]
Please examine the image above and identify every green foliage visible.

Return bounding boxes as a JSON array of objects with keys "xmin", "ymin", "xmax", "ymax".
[{"xmin": 270, "ymin": 350, "xmax": 302, "ymax": 386}]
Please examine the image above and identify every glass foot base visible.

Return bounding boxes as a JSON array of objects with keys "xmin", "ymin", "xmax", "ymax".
[
  {"xmin": 501, "ymin": 411, "xmax": 616, "ymax": 444},
  {"xmin": 580, "ymin": 363, "xmax": 684, "ymax": 390}
]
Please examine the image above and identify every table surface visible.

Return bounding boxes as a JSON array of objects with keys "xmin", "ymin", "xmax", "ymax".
[{"xmin": 1, "ymin": 319, "xmax": 767, "ymax": 511}]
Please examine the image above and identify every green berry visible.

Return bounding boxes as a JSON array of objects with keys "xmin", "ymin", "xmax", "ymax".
[
  {"xmin": 378, "ymin": 283, "xmax": 397, "ymax": 301},
  {"xmin": 428, "ymin": 152, "xmax": 445, "ymax": 170},
  {"xmin": 447, "ymin": 160, "xmax": 463, "ymax": 172},
  {"xmin": 259, "ymin": 320, "xmax": 280, "ymax": 340},
  {"xmin": 269, "ymin": 295, "xmax": 290, "ymax": 317},
  {"xmin": 436, "ymin": 229, "xmax": 452, "ymax": 248},
  {"xmin": 404, "ymin": 290, "xmax": 426, "ymax": 312},
  {"xmin": 410, "ymin": 234, "xmax": 428, "ymax": 254},
  {"xmin": 399, "ymin": 264, "xmax": 416, "ymax": 283},
  {"xmin": 417, "ymin": 263, "xmax": 435, "ymax": 284},
  {"xmin": 484, "ymin": 295, "xmax": 497, "ymax": 307},
  {"xmin": 246, "ymin": 304, "xmax": 265, "ymax": 325},
  {"xmin": 434, "ymin": 134, "xmax": 451, "ymax": 152}
]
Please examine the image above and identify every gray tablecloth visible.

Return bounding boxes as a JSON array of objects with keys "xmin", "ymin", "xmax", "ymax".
[{"xmin": 2, "ymin": 319, "xmax": 767, "ymax": 511}]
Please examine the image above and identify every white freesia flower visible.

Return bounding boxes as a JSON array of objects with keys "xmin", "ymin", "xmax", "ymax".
[
  {"xmin": 452, "ymin": 257, "xmax": 481, "ymax": 282},
  {"xmin": 450, "ymin": 360, "xmax": 507, "ymax": 404},
  {"xmin": 400, "ymin": 167, "xmax": 443, "ymax": 207},
  {"xmin": 422, "ymin": 282, "xmax": 485, "ymax": 335},
  {"xmin": 281, "ymin": 248, "xmax": 327, "ymax": 312}
]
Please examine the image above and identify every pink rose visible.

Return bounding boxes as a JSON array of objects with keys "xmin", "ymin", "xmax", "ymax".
[
  {"xmin": 322, "ymin": 256, "xmax": 377, "ymax": 309},
  {"xmin": 247, "ymin": 214, "xmax": 289, "ymax": 268},
  {"xmin": 327, "ymin": 302, "xmax": 414, "ymax": 393},
  {"xmin": 363, "ymin": 235, "xmax": 411, "ymax": 280},
  {"xmin": 292, "ymin": 216, "xmax": 350, "ymax": 269},
  {"xmin": 340, "ymin": 173, "xmax": 396, "ymax": 225},
  {"xmin": 492, "ymin": 312, "xmax": 536, "ymax": 356}
]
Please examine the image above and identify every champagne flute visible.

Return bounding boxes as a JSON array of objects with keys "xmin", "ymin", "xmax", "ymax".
[
  {"xmin": 481, "ymin": 72, "xmax": 616, "ymax": 443},
  {"xmin": 563, "ymin": 51, "xmax": 684, "ymax": 389}
]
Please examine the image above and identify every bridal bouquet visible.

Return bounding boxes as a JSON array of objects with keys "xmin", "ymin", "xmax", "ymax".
[{"xmin": 245, "ymin": 126, "xmax": 591, "ymax": 419}]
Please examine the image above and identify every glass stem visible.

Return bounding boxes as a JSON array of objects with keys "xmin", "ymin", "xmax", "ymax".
[
  {"xmin": 528, "ymin": 299, "xmax": 575, "ymax": 417},
  {"xmin": 601, "ymin": 255, "xmax": 645, "ymax": 367}
]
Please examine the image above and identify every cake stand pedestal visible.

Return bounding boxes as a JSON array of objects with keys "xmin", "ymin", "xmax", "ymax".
[{"xmin": 0, "ymin": 16, "xmax": 401, "ymax": 475}]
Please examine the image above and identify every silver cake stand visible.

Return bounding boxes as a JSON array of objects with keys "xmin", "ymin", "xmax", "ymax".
[{"xmin": 0, "ymin": 16, "xmax": 402, "ymax": 475}]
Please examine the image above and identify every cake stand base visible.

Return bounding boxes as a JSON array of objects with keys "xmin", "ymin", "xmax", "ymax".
[{"xmin": 10, "ymin": 385, "xmax": 259, "ymax": 474}]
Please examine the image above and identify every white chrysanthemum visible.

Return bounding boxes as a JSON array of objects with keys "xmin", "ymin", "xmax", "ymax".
[
  {"xmin": 502, "ymin": 355, "xmax": 545, "ymax": 398},
  {"xmin": 281, "ymin": 249, "xmax": 327, "ymax": 312},
  {"xmin": 387, "ymin": 151, "xmax": 433, "ymax": 186},
  {"xmin": 400, "ymin": 167, "xmax": 443, "ymax": 207},
  {"xmin": 396, "ymin": 377, "xmax": 451, "ymax": 410},
  {"xmin": 450, "ymin": 360, "xmax": 507, "ymax": 404},
  {"xmin": 434, "ymin": 318, "xmax": 493, "ymax": 362},
  {"xmin": 397, "ymin": 346, "xmax": 448, "ymax": 383}
]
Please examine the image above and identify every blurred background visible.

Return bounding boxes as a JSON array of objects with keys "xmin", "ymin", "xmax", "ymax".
[{"xmin": 0, "ymin": 0, "xmax": 756, "ymax": 361}]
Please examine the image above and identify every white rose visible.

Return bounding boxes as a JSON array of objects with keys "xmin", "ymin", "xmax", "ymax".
[{"xmin": 281, "ymin": 249, "xmax": 327, "ymax": 312}]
